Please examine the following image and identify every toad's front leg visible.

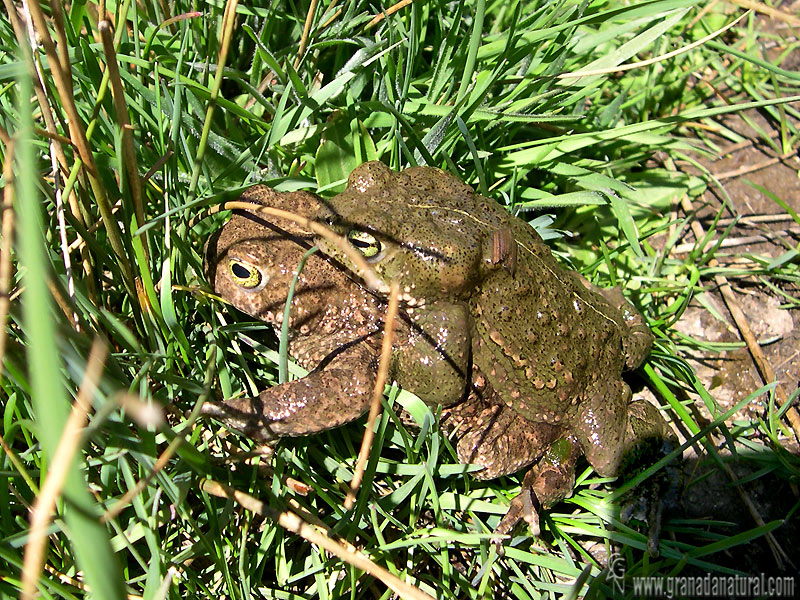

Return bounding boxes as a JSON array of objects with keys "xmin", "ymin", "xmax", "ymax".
[{"xmin": 202, "ymin": 342, "xmax": 379, "ymax": 441}]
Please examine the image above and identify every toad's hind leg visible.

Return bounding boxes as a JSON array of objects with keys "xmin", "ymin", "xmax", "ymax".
[
  {"xmin": 443, "ymin": 396, "xmax": 580, "ymax": 537},
  {"xmin": 493, "ymin": 435, "xmax": 582, "ymax": 537},
  {"xmin": 444, "ymin": 398, "xmax": 560, "ymax": 481},
  {"xmin": 573, "ymin": 378, "xmax": 630, "ymax": 477}
]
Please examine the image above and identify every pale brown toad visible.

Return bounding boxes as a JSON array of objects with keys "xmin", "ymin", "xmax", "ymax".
[{"xmin": 203, "ymin": 162, "xmax": 671, "ymax": 534}]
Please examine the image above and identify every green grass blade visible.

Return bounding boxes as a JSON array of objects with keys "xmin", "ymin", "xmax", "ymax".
[{"xmin": 15, "ymin": 64, "xmax": 126, "ymax": 599}]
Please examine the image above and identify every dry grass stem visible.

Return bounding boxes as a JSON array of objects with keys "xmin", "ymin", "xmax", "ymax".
[
  {"xmin": 46, "ymin": 279, "xmax": 82, "ymax": 331},
  {"xmin": 9, "ymin": 4, "xmax": 75, "ymax": 204},
  {"xmin": 558, "ymin": 11, "xmax": 748, "ymax": 79},
  {"xmin": 99, "ymin": 20, "xmax": 149, "ymax": 262},
  {"xmin": 67, "ymin": 198, "xmax": 124, "ymax": 253},
  {"xmin": 725, "ymin": 0, "xmax": 800, "ymax": 27},
  {"xmin": 714, "ymin": 149, "xmax": 798, "ymax": 180},
  {"xmin": 294, "ymin": 0, "xmax": 319, "ymax": 68},
  {"xmin": 21, "ymin": 339, "xmax": 108, "ymax": 600},
  {"xmin": 0, "ymin": 431, "xmax": 39, "ymax": 497},
  {"xmin": 688, "ymin": 0, "xmax": 721, "ymax": 29},
  {"xmin": 48, "ymin": 0, "xmax": 71, "ymax": 88},
  {"xmin": 24, "ymin": 0, "xmax": 137, "ymax": 299},
  {"xmin": 345, "ymin": 282, "xmax": 401, "ymax": 509},
  {"xmin": 319, "ymin": 0, "xmax": 343, "ymax": 29},
  {"xmin": 159, "ymin": 11, "xmax": 203, "ymax": 30},
  {"xmin": 0, "ymin": 137, "xmax": 16, "ymax": 372},
  {"xmin": 142, "ymin": 150, "xmax": 174, "ymax": 184},
  {"xmin": 671, "ymin": 228, "xmax": 800, "ymax": 254},
  {"xmin": 366, "ymin": 0, "xmax": 413, "ymax": 29},
  {"xmin": 200, "ymin": 479, "xmax": 435, "ymax": 600},
  {"xmin": 7, "ymin": 0, "xmax": 96, "ymax": 308},
  {"xmin": 285, "ymin": 497, "xmax": 358, "ymax": 552},
  {"xmin": 22, "ymin": 4, "xmax": 78, "ymax": 321}
]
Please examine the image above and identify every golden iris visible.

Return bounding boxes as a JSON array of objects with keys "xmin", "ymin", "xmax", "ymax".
[
  {"xmin": 347, "ymin": 230, "xmax": 382, "ymax": 258},
  {"xmin": 228, "ymin": 259, "xmax": 262, "ymax": 289}
]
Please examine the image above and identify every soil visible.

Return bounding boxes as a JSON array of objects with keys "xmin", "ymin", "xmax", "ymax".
[{"xmin": 648, "ymin": 12, "xmax": 800, "ymax": 577}]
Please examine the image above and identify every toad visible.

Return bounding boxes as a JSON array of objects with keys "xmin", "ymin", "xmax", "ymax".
[{"xmin": 203, "ymin": 162, "xmax": 670, "ymax": 535}]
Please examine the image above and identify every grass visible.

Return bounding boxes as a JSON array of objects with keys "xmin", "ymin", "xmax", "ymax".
[{"xmin": 1, "ymin": 0, "xmax": 799, "ymax": 598}]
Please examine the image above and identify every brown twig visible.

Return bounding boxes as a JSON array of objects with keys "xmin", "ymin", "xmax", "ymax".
[
  {"xmin": 660, "ymin": 148, "xmax": 796, "ymax": 567},
  {"xmin": 678, "ymin": 194, "xmax": 797, "ymax": 568},
  {"xmin": 21, "ymin": 339, "xmax": 108, "ymax": 600},
  {"xmin": 680, "ymin": 194, "xmax": 800, "ymax": 439},
  {"xmin": 200, "ymin": 479, "xmax": 434, "ymax": 600},
  {"xmin": 716, "ymin": 129, "xmax": 782, "ymax": 156},
  {"xmin": 716, "ymin": 213, "xmax": 795, "ymax": 227},
  {"xmin": 345, "ymin": 282, "xmax": 400, "ymax": 509}
]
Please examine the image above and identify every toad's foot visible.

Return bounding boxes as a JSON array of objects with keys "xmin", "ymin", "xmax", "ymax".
[
  {"xmin": 442, "ymin": 392, "xmax": 583, "ymax": 549},
  {"xmin": 494, "ymin": 468, "xmax": 541, "ymax": 538},
  {"xmin": 618, "ymin": 449, "xmax": 680, "ymax": 556},
  {"xmin": 620, "ymin": 483, "xmax": 667, "ymax": 557},
  {"xmin": 619, "ymin": 459, "xmax": 679, "ymax": 556},
  {"xmin": 493, "ymin": 436, "xmax": 582, "ymax": 550},
  {"xmin": 618, "ymin": 399, "xmax": 680, "ymax": 556}
]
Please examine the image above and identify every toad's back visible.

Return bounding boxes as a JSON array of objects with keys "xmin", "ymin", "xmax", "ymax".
[{"xmin": 469, "ymin": 215, "xmax": 628, "ymax": 425}]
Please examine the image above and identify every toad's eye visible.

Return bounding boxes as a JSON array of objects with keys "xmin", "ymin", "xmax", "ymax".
[
  {"xmin": 347, "ymin": 230, "xmax": 382, "ymax": 259},
  {"xmin": 228, "ymin": 259, "xmax": 262, "ymax": 289}
]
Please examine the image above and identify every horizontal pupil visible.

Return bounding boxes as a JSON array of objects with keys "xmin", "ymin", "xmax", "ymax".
[
  {"xmin": 351, "ymin": 238, "xmax": 371, "ymax": 248},
  {"xmin": 232, "ymin": 263, "xmax": 251, "ymax": 278}
]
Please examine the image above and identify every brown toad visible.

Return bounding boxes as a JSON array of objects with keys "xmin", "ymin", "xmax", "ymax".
[{"xmin": 203, "ymin": 162, "xmax": 670, "ymax": 534}]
